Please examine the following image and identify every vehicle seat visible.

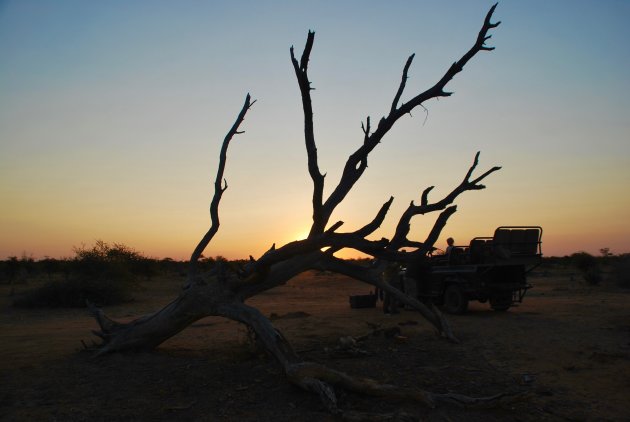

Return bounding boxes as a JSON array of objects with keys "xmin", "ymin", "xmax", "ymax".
[
  {"xmin": 448, "ymin": 247, "xmax": 465, "ymax": 265},
  {"xmin": 493, "ymin": 227, "xmax": 540, "ymax": 257},
  {"xmin": 469, "ymin": 238, "xmax": 491, "ymax": 264}
]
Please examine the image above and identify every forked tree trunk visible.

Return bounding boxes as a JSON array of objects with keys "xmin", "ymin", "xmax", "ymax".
[{"xmin": 89, "ymin": 4, "xmax": 522, "ymax": 417}]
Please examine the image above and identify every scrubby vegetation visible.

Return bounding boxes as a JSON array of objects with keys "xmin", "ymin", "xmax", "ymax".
[
  {"xmin": 12, "ymin": 276, "xmax": 133, "ymax": 308},
  {"xmin": 3, "ymin": 242, "xmax": 239, "ymax": 308},
  {"xmin": 540, "ymin": 250, "xmax": 630, "ymax": 288},
  {"xmin": 612, "ymin": 254, "xmax": 630, "ymax": 288},
  {"xmin": 571, "ymin": 251, "xmax": 602, "ymax": 285},
  {"xmin": 4, "ymin": 245, "xmax": 629, "ymax": 308},
  {"xmin": 12, "ymin": 241, "xmax": 143, "ymax": 307}
]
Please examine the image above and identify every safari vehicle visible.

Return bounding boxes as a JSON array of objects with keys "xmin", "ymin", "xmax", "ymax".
[{"xmin": 405, "ymin": 226, "xmax": 543, "ymax": 313}]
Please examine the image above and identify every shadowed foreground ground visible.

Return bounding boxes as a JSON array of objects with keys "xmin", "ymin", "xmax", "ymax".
[{"xmin": 1, "ymin": 269, "xmax": 629, "ymax": 421}]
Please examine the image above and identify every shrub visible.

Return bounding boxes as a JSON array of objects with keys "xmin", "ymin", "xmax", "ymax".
[
  {"xmin": 571, "ymin": 251, "xmax": 602, "ymax": 285},
  {"xmin": 12, "ymin": 277, "xmax": 133, "ymax": 308},
  {"xmin": 71, "ymin": 240, "xmax": 141, "ymax": 279},
  {"xmin": 13, "ymin": 240, "xmax": 140, "ymax": 308},
  {"xmin": 613, "ymin": 254, "xmax": 630, "ymax": 288},
  {"xmin": 2, "ymin": 256, "xmax": 21, "ymax": 283}
]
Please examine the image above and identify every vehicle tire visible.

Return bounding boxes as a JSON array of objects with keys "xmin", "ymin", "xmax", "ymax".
[
  {"xmin": 490, "ymin": 291, "xmax": 512, "ymax": 311},
  {"xmin": 443, "ymin": 285, "xmax": 468, "ymax": 314}
]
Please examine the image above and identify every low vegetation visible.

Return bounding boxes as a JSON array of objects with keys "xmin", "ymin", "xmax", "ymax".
[
  {"xmin": 3, "ymin": 245, "xmax": 628, "ymax": 309},
  {"xmin": 11, "ymin": 241, "xmax": 140, "ymax": 307},
  {"xmin": 612, "ymin": 254, "xmax": 630, "ymax": 288},
  {"xmin": 4, "ymin": 242, "xmax": 238, "ymax": 308},
  {"xmin": 571, "ymin": 251, "xmax": 602, "ymax": 285}
]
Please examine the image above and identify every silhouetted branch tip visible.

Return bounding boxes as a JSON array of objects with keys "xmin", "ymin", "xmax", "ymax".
[
  {"xmin": 326, "ymin": 221, "xmax": 344, "ymax": 233},
  {"xmin": 299, "ymin": 31, "xmax": 316, "ymax": 71},
  {"xmin": 421, "ymin": 186, "xmax": 434, "ymax": 206},
  {"xmin": 391, "ymin": 53, "xmax": 416, "ymax": 113},
  {"xmin": 471, "ymin": 166, "xmax": 501, "ymax": 185}
]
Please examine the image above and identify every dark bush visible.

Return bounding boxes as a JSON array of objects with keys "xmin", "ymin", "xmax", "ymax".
[
  {"xmin": 13, "ymin": 240, "xmax": 140, "ymax": 308},
  {"xmin": 571, "ymin": 251, "xmax": 597, "ymax": 272},
  {"xmin": 2, "ymin": 256, "xmax": 21, "ymax": 283},
  {"xmin": 12, "ymin": 277, "xmax": 133, "ymax": 308},
  {"xmin": 583, "ymin": 268, "xmax": 603, "ymax": 285},
  {"xmin": 571, "ymin": 251, "xmax": 601, "ymax": 285},
  {"xmin": 71, "ymin": 240, "xmax": 141, "ymax": 278},
  {"xmin": 613, "ymin": 254, "xmax": 630, "ymax": 288}
]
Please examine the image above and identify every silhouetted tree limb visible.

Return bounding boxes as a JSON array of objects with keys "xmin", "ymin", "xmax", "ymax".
[
  {"xmin": 291, "ymin": 31, "xmax": 325, "ymax": 238},
  {"xmin": 88, "ymin": 4, "xmax": 511, "ymax": 418},
  {"xmin": 189, "ymin": 94, "xmax": 255, "ymax": 275},
  {"xmin": 296, "ymin": 4, "xmax": 500, "ymax": 238},
  {"xmin": 390, "ymin": 151, "xmax": 501, "ymax": 254}
]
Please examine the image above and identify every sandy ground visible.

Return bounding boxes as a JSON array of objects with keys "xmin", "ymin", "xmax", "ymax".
[{"xmin": 1, "ymin": 268, "xmax": 629, "ymax": 421}]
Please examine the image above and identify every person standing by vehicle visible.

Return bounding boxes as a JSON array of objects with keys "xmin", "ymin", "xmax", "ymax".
[{"xmin": 446, "ymin": 237, "xmax": 455, "ymax": 255}]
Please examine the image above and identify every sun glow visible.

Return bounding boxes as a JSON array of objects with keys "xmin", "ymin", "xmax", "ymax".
[{"xmin": 293, "ymin": 228, "xmax": 311, "ymax": 242}]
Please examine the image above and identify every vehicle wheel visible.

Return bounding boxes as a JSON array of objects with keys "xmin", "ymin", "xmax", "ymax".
[
  {"xmin": 443, "ymin": 285, "xmax": 468, "ymax": 314},
  {"xmin": 490, "ymin": 292, "xmax": 512, "ymax": 311}
]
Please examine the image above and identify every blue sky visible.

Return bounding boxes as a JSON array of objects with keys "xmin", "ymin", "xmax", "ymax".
[{"xmin": 1, "ymin": 0, "xmax": 629, "ymax": 259}]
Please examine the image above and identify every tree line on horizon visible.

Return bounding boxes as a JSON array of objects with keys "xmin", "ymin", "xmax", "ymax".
[
  {"xmin": 2, "ymin": 240, "xmax": 629, "ymax": 307},
  {"xmin": 2, "ymin": 243, "xmax": 628, "ymax": 276}
]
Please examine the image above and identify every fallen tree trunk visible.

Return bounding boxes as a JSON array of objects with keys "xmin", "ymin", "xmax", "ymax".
[{"xmin": 88, "ymin": 4, "xmax": 517, "ymax": 417}]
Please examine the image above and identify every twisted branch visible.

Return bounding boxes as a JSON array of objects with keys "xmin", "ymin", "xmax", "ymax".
[
  {"xmin": 390, "ymin": 152, "xmax": 501, "ymax": 253},
  {"xmin": 189, "ymin": 94, "xmax": 255, "ymax": 274},
  {"xmin": 291, "ymin": 4, "xmax": 500, "ymax": 237},
  {"xmin": 291, "ymin": 31, "xmax": 325, "ymax": 237}
]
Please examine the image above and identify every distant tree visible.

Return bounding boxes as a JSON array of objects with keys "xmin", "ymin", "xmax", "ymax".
[{"xmin": 71, "ymin": 240, "xmax": 142, "ymax": 279}]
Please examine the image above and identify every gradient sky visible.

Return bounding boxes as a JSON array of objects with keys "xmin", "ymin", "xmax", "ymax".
[{"xmin": 1, "ymin": 0, "xmax": 629, "ymax": 260}]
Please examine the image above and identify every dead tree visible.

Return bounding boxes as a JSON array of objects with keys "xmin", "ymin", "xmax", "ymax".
[{"xmin": 89, "ymin": 4, "xmax": 510, "ymax": 417}]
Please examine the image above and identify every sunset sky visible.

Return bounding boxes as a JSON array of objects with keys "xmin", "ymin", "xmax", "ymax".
[{"xmin": 1, "ymin": 0, "xmax": 629, "ymax": 261}]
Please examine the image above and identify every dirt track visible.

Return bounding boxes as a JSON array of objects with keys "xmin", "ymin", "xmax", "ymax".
[{"xmin": 1, "ymin": 269, "xmax": 629, "ymax": 421}]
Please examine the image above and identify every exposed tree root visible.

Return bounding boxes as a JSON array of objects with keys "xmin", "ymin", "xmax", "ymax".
[
  {"xmin": 286, "ymin": 362, "xmax": 525, "ymax": 412},
  {"xmin": 287, "ymin": 362, "xmax": 435, "ymax": 408}
]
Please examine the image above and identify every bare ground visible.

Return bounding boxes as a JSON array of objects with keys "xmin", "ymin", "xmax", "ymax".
[{"xmin": 1, "ymin": 268, "xmax": 629, "ymax": 421}]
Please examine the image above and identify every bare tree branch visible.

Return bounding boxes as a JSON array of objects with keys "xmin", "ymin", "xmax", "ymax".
[
  {"xmin": 291, "ymin": 31, "xmax": 326, "ymax": 237},
  {"xmin": 391, "ymin": 54, "xmax": 415, "ymax": 114},
  {"xmin": 293, "ymin": 5, "xmax": 500, "ymax": 237},
  {"xmin": 189, "ymin": 94, "xmax": 254, "ymax": 274},
  {"xmin": 390, "ymin": 152, "xmax": 500, "ymax": 252}
]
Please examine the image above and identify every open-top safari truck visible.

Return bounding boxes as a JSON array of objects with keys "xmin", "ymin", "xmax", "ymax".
[{"xmin": 405, "ymin": 226, "xmax": 543, "ymax": 313}]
